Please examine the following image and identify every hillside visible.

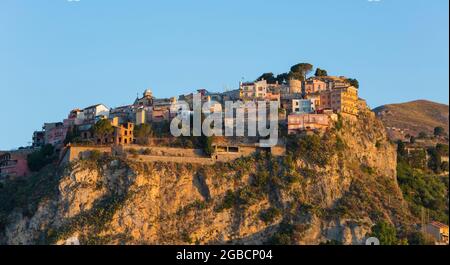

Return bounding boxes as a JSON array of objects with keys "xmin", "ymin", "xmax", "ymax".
[
  {"xmin": 0, "ymin": 106, "xmax": 416, "ymax": 245},
  {"xmin": 373, "ymin": 100, "xmax": 449, "ymax": 140}
]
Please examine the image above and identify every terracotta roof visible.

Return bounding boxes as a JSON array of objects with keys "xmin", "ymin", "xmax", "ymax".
[{"xmin": 429, "ymin": 221, "xmax": 449, "ymax": 229}]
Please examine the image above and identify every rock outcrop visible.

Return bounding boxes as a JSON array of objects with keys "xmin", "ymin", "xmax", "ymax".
[{"xmin": 0, "ymin": 105, "xmax": 413, "ymax": 245}]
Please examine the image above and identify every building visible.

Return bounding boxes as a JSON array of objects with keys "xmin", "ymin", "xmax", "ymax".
[
  {"xmin": 134, "ymin": 89, "xmax": 154, "ymax": 107},
  {"xmin": 222, "ymin": 89, "xmax": 241, "ymax": 102},
  {"xmin": 150, "ymin": 97, "xmax": 177, "ymax": 122},
  {"xmin": 109, "ymin": 105, "xmax": 134, "ymax": 124},
  {"xmin": 32, "ymin": 131, "xmax": 45, "ymax": 148},
  {"xmin": 63, "ymin": 109, "xmax": 85, "ymax": 127},
  {"xmin": 288, "ymin": 78, "xmax": 302, "ymax": 94},
  {"xmin": 315, "ymin": 76, "xmax": 350, "ymax": 90},
  {"xmin": 78, "ymin": 124, "xmax": 93, "ymax": 142},
  {"xmin": 43, "ymin": 122, "xmax": 68, "ymax": 149},
  {"xmin": 304, "ymin": 78, "xmax": 327, "ymax": 94},
  {"xmin": 94, "ymin": 118, "xmax": 134, "ymax": 145},
  {"xmin": 425, "ymin": 221, "xmax": 449, "ymax": 245},
  {"xmin": 135, "ymin": 108, "xmax": 146, "ymax": 126},
  {"xmin": 240, "ymin": 80, "xmax": 268, "ymax": 100},
  {"xmin": 305, "ymin": 93, "xmax": 321, "ymax": 112},
  {"xmin": 83, "ymin": 104, "xmax": 109, "ymax": 124},
  {"xmin": 0, "ymin": 151, "xmax": 30, "ymax": 179},
  {"xmin": 320, "ymin": 86, "xmax": 358, "ymax": 116},
  {"xmin": 287, "ymin": 113, "xmax": 333, "ymax": 134},
  {"xmin": 292, "ymin": 99, "xmax": 313, "ymax": 114}
]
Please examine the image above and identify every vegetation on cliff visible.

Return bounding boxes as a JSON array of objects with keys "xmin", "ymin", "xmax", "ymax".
[{"xmin": 0, "ymin": 106, "xmax": 441, "ymax": 245}]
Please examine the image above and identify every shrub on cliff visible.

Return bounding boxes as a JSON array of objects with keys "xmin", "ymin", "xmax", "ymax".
[
  {"xmin": 27, "ymin": 144, "xmax": 55, "ymax": 172},
  {"xmin": 134, "ymin": 124, "xmax": 153, "ymax": 144},
  {"xmin": 397, "ymin": 160, "xmax": 448, "ymax": 224},
  {"xmin": 370, "ymin": 221, "xmax": 398, "ymax": 245},
  {"xmin": 259, "ymin": 207, "xmax": 282, "ymax": 224},
  {"xmin": 289, "ymin": 134, "xmax": 333, "ymax": 166}
]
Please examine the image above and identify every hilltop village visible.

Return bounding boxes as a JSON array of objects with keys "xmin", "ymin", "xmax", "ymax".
[
  {"xmin": 0, "ymin": 63, "xmax": 448, "ymax": 246},
  {"xmin": 0, "ymin": 63, "xmax": 366, "ymax": 179}
]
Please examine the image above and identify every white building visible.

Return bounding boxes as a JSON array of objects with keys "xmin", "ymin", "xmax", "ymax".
[{"xmin": 83, "ymin": 104, "xmax": 110, "ymax": 124}]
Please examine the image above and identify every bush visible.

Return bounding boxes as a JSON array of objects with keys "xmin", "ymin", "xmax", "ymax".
[
  {"xmin": 441, "ymin": 161, "xmax": 449, "ymax": 172},
  {"xmin": 397, "ymin": 160, "xmax": 448, "ymax": 224},
  {"xmin": 93, "ymin": 119, "xmax": 114, "ymax": 137},
  {"xmin": 142, "ymin": 148, "xmax": 152, "ymax": 155},
  {"xmin": 335, "ymin": 116, "xmax": 343, "ymax": 131},
  {"xmin": 259, "ymin": 207, "xmax": 282, "ymax": 224},
  {"xmin": 290, "ymin": 134, "xmax": 332, "ymax": 166},
  {"xmin": 370, "ymin": 221, "xmax": 398, "ymax": 245},
  {"xmin": 27, "ymin": 144, "xmax": 55, "ymax": 171},
  {"xmin": 134, "ymin": 124, "xmax": 153, "ymax": 144},
  {"xmin": 128, "ymin": 148, "xmax": 138, "ymax": 155},
  {"xmin": 215, "ymin": 190, "xmax": 235, "ymax": 212},
  {"xmin": 88, "ymin": 150, "xmax": 102, "ymax": 160},
  {"xmin": 267, "ymin": 223, "xmax": 294, "ymax": 245},
  {"xmin": 407, "ymin": 231, "xmax": 435, "ymax": 245}
]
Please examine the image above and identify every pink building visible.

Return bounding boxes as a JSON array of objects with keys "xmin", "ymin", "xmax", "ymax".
[
  {"xmin": 288, "ymin": 113, "xmax": 331, "ymax": 134},
  {"xmin": 304, "ymin": 79, "xmax": 327, "ymax": 94},
  {"xmin": 0, "ymin": 152, "xmax": 30, "ymax": 179},
  {"xmin": 43, "ymin": 122, "xmax": 68, "ymax": 149}
]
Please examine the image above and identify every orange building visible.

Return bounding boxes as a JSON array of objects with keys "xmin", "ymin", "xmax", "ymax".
[
  {"xmin": 320, "ymin": 86, "xmax": 358, "ymax": 116},
  {"xmin": 95, "ymin": 118, "xmax": 134, "ymax": 145}
]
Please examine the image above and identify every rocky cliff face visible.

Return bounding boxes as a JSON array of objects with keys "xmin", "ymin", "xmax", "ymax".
[{"xmin": 0, "ymin": 106, "xmax": 413, "ymax": 245}]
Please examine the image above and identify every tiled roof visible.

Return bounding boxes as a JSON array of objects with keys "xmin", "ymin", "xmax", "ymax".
[{"xmin": 430, "ymin": 221, "xmax": 449, "ymax": 229}]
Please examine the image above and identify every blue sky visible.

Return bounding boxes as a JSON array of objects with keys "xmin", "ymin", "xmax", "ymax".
[{"xmin": 0, "ymin": 0, "xmax": 448, "ymax": 150}]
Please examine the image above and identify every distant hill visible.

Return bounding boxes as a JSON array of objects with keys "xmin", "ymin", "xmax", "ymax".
[{"xmin": 373, "ymin": 100, "xmax": 449, "ymax": 140}]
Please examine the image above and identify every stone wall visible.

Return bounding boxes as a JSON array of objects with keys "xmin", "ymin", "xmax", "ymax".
[{"xmin": 132, "ymin": 155, "xmax": 214, "ymax": 165}]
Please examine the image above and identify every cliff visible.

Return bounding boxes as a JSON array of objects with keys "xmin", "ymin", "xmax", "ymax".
[{"xmin": 0, "ymin": 106, "xmax": 414, "ymax": 245}]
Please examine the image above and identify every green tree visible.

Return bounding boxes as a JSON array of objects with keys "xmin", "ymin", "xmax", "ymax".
[
  {"xmin": 134, "ymin": 123, "xmax": 153, "ymax": 144},
  {"xmin": 370, "ymin": 221, "xmax": 398, "ymax": 245},
  {"xmin": 407, "ymin": 231, "xmax": 435, "ymax": 245},
  {"xmin": 427, "ymin": 147, "xmax": 442, "ymax": 173},
  {"xmin": 436, "ymin": 143, "xmax": 449, "ymax": 156},
  {"xmin": 418, "ymin": 131, "xmax": 427, "ymax": 139},
  {"xmin": 434, "ymin": 126, "xmax": 446, "ymax": 137},
  {"xmin": 396, "ymin": 140, "xmax": 407, "ymax": 158},
  {"xmin": 64, "ymin": 126, "xmax": 82, "ymax": 144},
  {"xmin": 93, "ymin": 119, "xmax": 114, "ymax": 137},
  {"xmin": 440, "ymin": 161, "xmax": 449, "ymax": 172},
  {"xmin": 27, "ymin": 144, "xmax": 55, "ymax": 172},
  {"xmin": 275, "ymin": 73, "xmax": 289, "ymax": 84},
  {"xmin": 347, "ymin": 78, "xmax": 359, "ymax": 88},
  {"xmin": 314, "ymin": 68, "xmax": 328, "ymax": 77},
  {"xmin": 256, "ymin": 72, "xmax": 277, "ymax": 84},
  {"xmin": 290, "ymin": 63, "xmax": 313, "ymax": 81}
]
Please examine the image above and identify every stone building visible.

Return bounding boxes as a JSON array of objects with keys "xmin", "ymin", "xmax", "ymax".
[
  {"xmin": 134, "ymin": 89, "xmax": 154, "ymax": 107},
  {"xmin": 304, "ymin": 78, "xmax": 327, "ymax": 94},
  {"xmin": 320, "ymin": 86, "xmax": 359, "ymax": 116},
  {"xmin": 94, "ymin": 118, "xmax": 134, "ymax": 145},
  {"xmin": 287, "ymin": 113, "xmax": 334, "ymax": 134}
]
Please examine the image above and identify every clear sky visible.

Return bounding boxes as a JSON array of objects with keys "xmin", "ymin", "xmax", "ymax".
[{"xmin": 0, "ymin": 0, "xmax": 448, "ymax": 150}]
